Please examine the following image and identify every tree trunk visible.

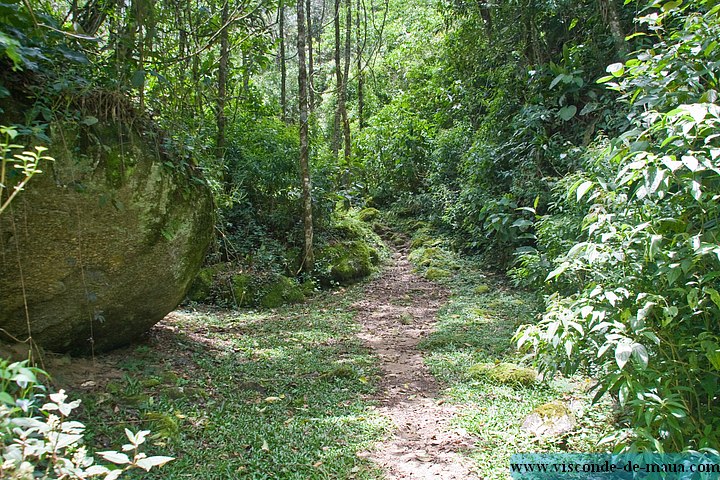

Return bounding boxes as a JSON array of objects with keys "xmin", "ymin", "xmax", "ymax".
[
  {"xmin": 597, "ymin": 0, "xmax": 626, "ymax": 57},
  {"xmin": 332, "ymin": 0, "xmax": 341, "ymax": 158},
  {"xmin": 279, "ymin": 0, "xmax": 287, "ymax": 122},
  {"xmin": 216, "ymin": 0, "xmax": 230, "ymax": 176},
  {"xmin": 306, "ymin": 0, "xmax": 315, "ymax": 112},
  {"xmin": 297, "ymin": 0, "xmax": 314, "ymax": 273},
  {"xmin": 356, "ymin": 0, "xmax": 364, "ymax": 130},
  {"xmin": 341, "ymin": 0, "xmax": 351, "ymax": 165}
]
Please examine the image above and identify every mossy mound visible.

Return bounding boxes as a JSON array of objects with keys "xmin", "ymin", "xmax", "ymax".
[
  {"xmin": 521, "ymin": 401, "xmax": 576, "ymax": 436},
  {"xmin": 474, "ymin": 284, "xmax": 491, "ymax": 294},
  {"xmin": 188, "ymin": 267, "xmax": 305, "ymax": 309},
  {"xmin": 229, "ymin": 273, "xmax": 254, "ymax": 306},
  {"xmin": 187, "ymin": 265, "xmax": 224, "ymax": 302},
  {"xmin": 357, "ymin": 207, "xmax": 380, "ymax": 223},
  {"xmin": 424, "ymin": 267, "xmax": 452, "ymax": 281},
  {"xmin": 260, "ymin": 275, "xmax": 305, "ymax": 308},
  {"xmin": 469, "ymin": 362, "xmax": 538, "ymax": 386},
  {"xmin": 408, "ymin": 246, "xmax": 460, "ymax": 278},
  {"xmin": 318, "ymin": 241, "xmax": 378, "ymax": 285},
  {"xmin": 315, "ymin": 210, "xmax": 387, "ymax": 286}
]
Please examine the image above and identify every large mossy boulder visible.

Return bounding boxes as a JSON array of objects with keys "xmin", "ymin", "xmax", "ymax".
[
  {"xmin": 318, "ymin": 240, "xmax": 379, "ymax": 285},
  {"xmin": 0, "ymin": 118, "xmax": 214, "ymax": 354}
]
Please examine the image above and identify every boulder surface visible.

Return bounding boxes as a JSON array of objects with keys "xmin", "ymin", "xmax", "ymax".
[{"xmin": 0, "ymin": 120, "xmax": 213, "ymax": 354}]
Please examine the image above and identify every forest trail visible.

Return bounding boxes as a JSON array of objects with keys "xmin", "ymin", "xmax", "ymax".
[{"xmin": 353, "ymin": 247, "xmax": 479, "ymax": 479}]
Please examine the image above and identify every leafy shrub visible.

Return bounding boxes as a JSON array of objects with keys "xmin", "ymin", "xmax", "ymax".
[
  {"xmin": 517, "ymin": 0, "xmax": 720, "ymax": 451},
  {"xmin": 0, "ymin": 359, "xmax": 172, "ymax": 478}
]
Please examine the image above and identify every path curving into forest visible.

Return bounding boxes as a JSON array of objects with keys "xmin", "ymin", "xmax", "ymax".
[{"xmin": 353, "ymin": 247, "xmax": 479, "ymax": 479}]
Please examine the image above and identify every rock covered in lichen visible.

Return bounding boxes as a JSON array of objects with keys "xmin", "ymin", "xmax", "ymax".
[
  {"xmin": 0, "ymin": 119, "xmax": 214, "ymax": 354},
  {"xmin": 521, "ymin": 401, "xmax": 576, "ymax": 436},
  {"xmin": 468, "ymin": 362, "xmax": 538, "ymax": 385}
]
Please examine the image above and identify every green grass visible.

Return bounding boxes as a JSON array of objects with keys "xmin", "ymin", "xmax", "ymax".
[
  {"xmin": 72, "ymin": 289, "xmax": 389, "ymax": 479},
  {"xmin": 417, "ymin": 262, "xmax": 616, "ymax": 480}
]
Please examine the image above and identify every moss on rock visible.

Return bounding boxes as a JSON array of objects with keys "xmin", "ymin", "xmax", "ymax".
[
  {"xmin": 357, "ymin": 207, "xmax": 380, "ymax": 222},
  {"xmin": 260, "ymin": 276, "xmax": 305, "ymax": 308},
  {"xmin": 230, "ymin": 273, "xmax": 254, "ymax": 307},
  {"xmin": 316, "ymin": 240, "xmax": 380, "ymax": 286},
  {"xmin": 469, "ymin": 362, "xmax": 538, "ymax": 386},
  {"xmin": 424, "ymin": 267, "xmax": 452, "ymax": 281},
  {"xmin": 187, "ymin": 266, "xmax": 221, "ymax": 302}
]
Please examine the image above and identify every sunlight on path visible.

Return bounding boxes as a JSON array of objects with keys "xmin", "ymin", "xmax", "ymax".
[{"xmin": 354, "ymin": 249, "xmax": 479, "ymax": 479}]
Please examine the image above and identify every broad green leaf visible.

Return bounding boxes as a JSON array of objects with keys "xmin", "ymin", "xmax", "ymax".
[
  {"xmin": 702, "ymin": 341, "xmax": 720, "ymax": 370},
  {"xmin": 607, "ymin": 62, "xmax": 625, "ymax": 77},
  {"xmin": 545, "ymin": 262, "xmax": 568, "ymax": 281},
  {"xmin": 558, "ymin": 105, "xmax": 577, "ymax": 121},
  {"xmin": 632, "ymin": 343, "xmax": 649, "ymax": 369},
  {"xmin": 136, "ymin": 456, "xmax": 174, "ymax": 471},
  {"xmin": 80, "ymin": 116, "xmax": 98, "ymax": 126},
  {"xmin": 662, "ymin": 0, "xmax": 682, "ymax": 12},
  {"xmin": 576, "ymin": 180, "xmax": 593, "ymax": 201},
  {"xmin": 615, "ymin": 341, "xmax": 633, "ymax": 369},
  {"xmin": 98, "ymin": 451, "xmax": 131, "ymax": 464}
]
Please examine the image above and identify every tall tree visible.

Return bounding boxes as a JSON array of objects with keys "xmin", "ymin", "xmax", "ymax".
[
  {"xmin": 332, "ymin": 0, "xmax": 342, "ymax": 157},
  {"xmin": 340, "ymin": 0, "xmax": 351, "ymax": 165},
  {"xmin": 279, "ymin": 0, "xmax": 287, "ymax": 121},
  {"xmin": 356, "ymin": 0, "xmax": 364, "ymax": 129},
  {"xmin": 216, "ymin": 0, "xmax": 230, "ymax": 169},
  {"xmin": 597, "ymin": 0, "xmax": 626, "ymax": 57},
  {"xmin": 297, "ymin": 0, "xmax": 314, "ymax": 273},
  {"xmin": 306, "ymin": 0, "xmax": 315, "ymax": 112}
]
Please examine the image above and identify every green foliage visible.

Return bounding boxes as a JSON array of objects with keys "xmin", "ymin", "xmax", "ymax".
[
  {"xmin": 468, "ymin": 363, "xmax": 538, "ymax": 386},
  {"xmin": 355, "ymin": 96, "xmax": 436, "ymax": 203},
  {"xmin": 0, "ymin": 127, "xmax": 53, "ymax": 215},
  {"xmin": 517, "ymin": 0, "xmax": 720, "ymax": 451},
  {"xmin": 0, "ymin": 359, "xmax": 172, "ymax": 479}
]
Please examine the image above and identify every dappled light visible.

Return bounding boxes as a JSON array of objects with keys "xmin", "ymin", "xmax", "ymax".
[{"xmin": 1, "ymin": 0, "xmax": 719, "ymax": 477}]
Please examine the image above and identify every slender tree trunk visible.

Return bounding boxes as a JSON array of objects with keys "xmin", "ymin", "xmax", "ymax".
[
  {"xmin": 332, "ymin": 0, "xmax": 341, "ymax": 157},
  {"xmin": 216, "ymin": 0, "xmax": 229, "ymax": 175},
  {"xmin": 297, "ymin": 0, "xmax": 314, "ymax": 273},
  {"xmin": 356, "ymin": 0, "xmax": 364, "ymax": 130},
  {"xmin": 279, "ymin": 0, "xmax": 287, "ymax": 122},
  {"xmin": 341, "ymin": 0, "xmax": 351, "ymax": 165},
  {"xmin": 306, "ymin": 0, "xmax": 315, "ymax": 112},
  {"xmin": 597, "ymin": 0, "xmax": 626, "ymax": 57}
]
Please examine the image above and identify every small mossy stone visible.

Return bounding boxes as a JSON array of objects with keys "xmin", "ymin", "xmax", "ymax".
[
  {"xmin": 186, "ymin": 266, "xmax": 218, "ymax": 302},
  {"xmin": 425, "ymin": 267, "xmax": 452, "ymax": 281},
  {"xmin": 522, "ymin": 401, "xmax": 576, "ymax": 436},
  {"xmin": 230, "ymin": 274, "xmax": 254, "ymax": 307},
  {"xmin": 301, "ymin": 280, "xmax": 316, "ymax": 296},
  {"xmin": 260, "ymin": 276, "xmax": 305, "ymax": 308},
  {"xmin": 469, "ymin": 362, "xmax": 537, "ymax": 386},
  {"xmin": 357, "ymin": 207, "xmax": 380, "ymax": 222},
  {"xmin": 474, "ymin": 284, "xmax": 490, "ymax": 295},
  {"xmin": 142, "ymin": 378, "xmax": 162, "ymax": 388}
]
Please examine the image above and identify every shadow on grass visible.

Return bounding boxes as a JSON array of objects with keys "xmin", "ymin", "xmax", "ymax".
[{"xmin": 68, "ymin": 292, "xmax": 388, "ymax": 480}]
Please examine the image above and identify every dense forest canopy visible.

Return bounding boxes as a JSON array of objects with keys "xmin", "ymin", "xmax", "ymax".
[{"xmin": 1, "ymin": 0, "xmax": 720, "ymax": 460}]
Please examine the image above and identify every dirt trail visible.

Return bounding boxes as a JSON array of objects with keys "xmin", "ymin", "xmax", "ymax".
[{"xmin": 353, "ymin": 248, "xmax": 479, "ymax": 479}]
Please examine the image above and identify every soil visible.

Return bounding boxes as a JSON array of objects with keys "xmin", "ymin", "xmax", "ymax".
[{"xmin": 354, "ymin": 248, "xmax": 479, "ymax": 479}]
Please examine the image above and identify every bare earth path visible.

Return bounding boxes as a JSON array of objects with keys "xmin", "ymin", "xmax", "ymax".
[{"xmin": 353, "ymin": 248, "xmax": 480, "ymax": 479}]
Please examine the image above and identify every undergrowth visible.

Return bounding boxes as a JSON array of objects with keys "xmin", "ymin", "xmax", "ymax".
[
  {"xmin": 410, "ymin": 237, "xmax": 616, "ymax": 479},
  {"xmin": 62, "ymin": 288, "xmax": 388, "ymax": 479}
]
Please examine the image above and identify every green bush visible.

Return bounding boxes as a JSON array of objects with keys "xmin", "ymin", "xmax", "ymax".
[
  {"xmin": 517, "ymin": 0, "xmax": 720, "ymax": 451},
  {"xmin": 0, "ymin": 359, "xmax": 172, "ymax": 478}
]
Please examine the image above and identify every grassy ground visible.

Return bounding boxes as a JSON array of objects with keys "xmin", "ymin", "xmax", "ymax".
[
  {"xmin": 61, "ymin": 235, "xmax": 614, "ymax": 479},
  {"xmin": 416, "ymin": 261, "xmax": 615, "ymax": 480},
  {"xmin": 69, "ymin": 287, "xmax": 389, "ymax": 479}
]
